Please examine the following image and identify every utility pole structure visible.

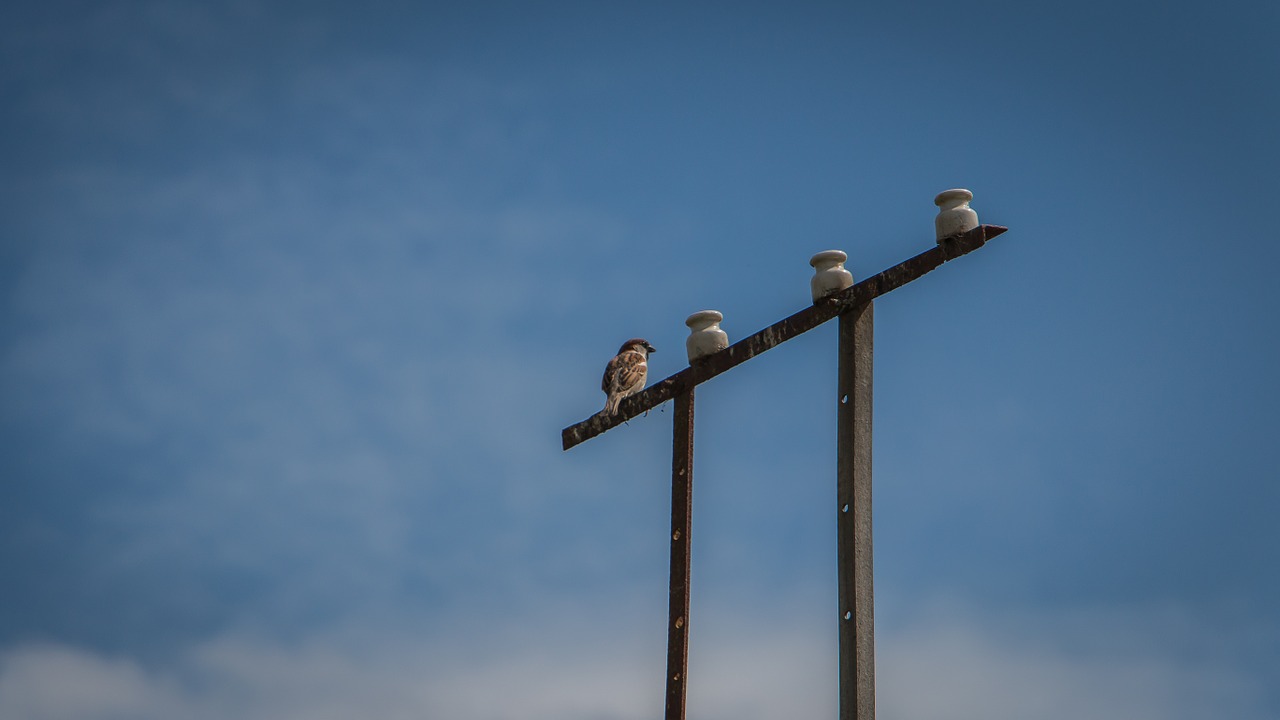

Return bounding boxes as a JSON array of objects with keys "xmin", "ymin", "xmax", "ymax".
[{"xmin": 562, "ymin": 220, "xmax": 1010, "ymax": 720}]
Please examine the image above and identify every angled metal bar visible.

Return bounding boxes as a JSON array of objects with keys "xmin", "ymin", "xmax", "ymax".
[
  {"xmin": 561, "ymin": 224, "xmax": 1007, "ymax": 450},
  {"xmin": 664, "ymin": 389, "xmax": 695, "ymax": 720}
]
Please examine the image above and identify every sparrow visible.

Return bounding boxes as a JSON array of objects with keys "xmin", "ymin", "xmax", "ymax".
[{"xmin": 601, "ymin": 338, "xmax": 657, "ymax": 416}]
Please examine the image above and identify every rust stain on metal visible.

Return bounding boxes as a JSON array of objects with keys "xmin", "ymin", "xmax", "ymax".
[{"xmin": 561, "ymin": 224, "xmax": 1008, "ymax": 451}]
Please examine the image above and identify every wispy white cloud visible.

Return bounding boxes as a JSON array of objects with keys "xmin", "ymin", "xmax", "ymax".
[
  {"xmin": 0, "ymin": 33, "xmax": 648, "ymax": 639},
  {"xmin": 0, "ymin": 601, "xmax": 1270, "ymax": 720},
  {"xmin": 0, "ymin": 644, "xmax": 184, "ymax": 720},
  {"xmin": 877, "ymin": 604, "xmax": 1270, "ymax": 720}
]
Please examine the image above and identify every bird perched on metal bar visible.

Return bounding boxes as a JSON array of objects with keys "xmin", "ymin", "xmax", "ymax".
[{"xmin": 601, "ymin": 338, "xmax": 656, "ymax": 416}]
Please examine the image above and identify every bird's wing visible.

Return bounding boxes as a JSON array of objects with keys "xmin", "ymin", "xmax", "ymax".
[
  {"xmin": 602, "ymin": 355, "xmax": 621, "ymax": 392},
  {"xmin": 603, "ymin": 352, "xmax": 646, "ymax": 394}
]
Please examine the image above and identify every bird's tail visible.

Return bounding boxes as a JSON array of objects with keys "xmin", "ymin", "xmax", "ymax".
[{"xmin": 603, "ymin": 394, "xmax": 620, "ymax": 416}]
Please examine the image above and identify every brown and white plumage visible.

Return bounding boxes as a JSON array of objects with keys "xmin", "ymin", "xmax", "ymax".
[{"xmin": 601, "ymin": 338, "xmax": 656, "ymax": 416}]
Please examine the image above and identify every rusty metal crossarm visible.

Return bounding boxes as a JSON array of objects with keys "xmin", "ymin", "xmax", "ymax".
[{"xmin": 561, "ymin": 224, "xmax": 1008, "ymax": 451}]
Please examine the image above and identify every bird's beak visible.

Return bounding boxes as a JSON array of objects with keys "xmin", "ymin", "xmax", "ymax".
[{"xmin": 647, "ymin": 344, "xmax": 657, "ymax": 353}]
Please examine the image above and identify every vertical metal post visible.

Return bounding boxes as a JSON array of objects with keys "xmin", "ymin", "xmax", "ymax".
[
  {"xmin": 838, "ymin": 302, "xmax": 874, "ymax": 720},
  {"xmin": 665, "ymin": 388, "xmax": 695, "ymax": 720}
]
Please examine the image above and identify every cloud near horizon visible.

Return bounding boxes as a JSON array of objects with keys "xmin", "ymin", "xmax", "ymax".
[{"xmin": 0, "ymin": 600, "xmax": 1269, "ymax": 720}]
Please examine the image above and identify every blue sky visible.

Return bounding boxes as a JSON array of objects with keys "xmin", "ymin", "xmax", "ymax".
[{"xmin": 2, "ymin": 1, "xmax": 1277, "ymax": 718}]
